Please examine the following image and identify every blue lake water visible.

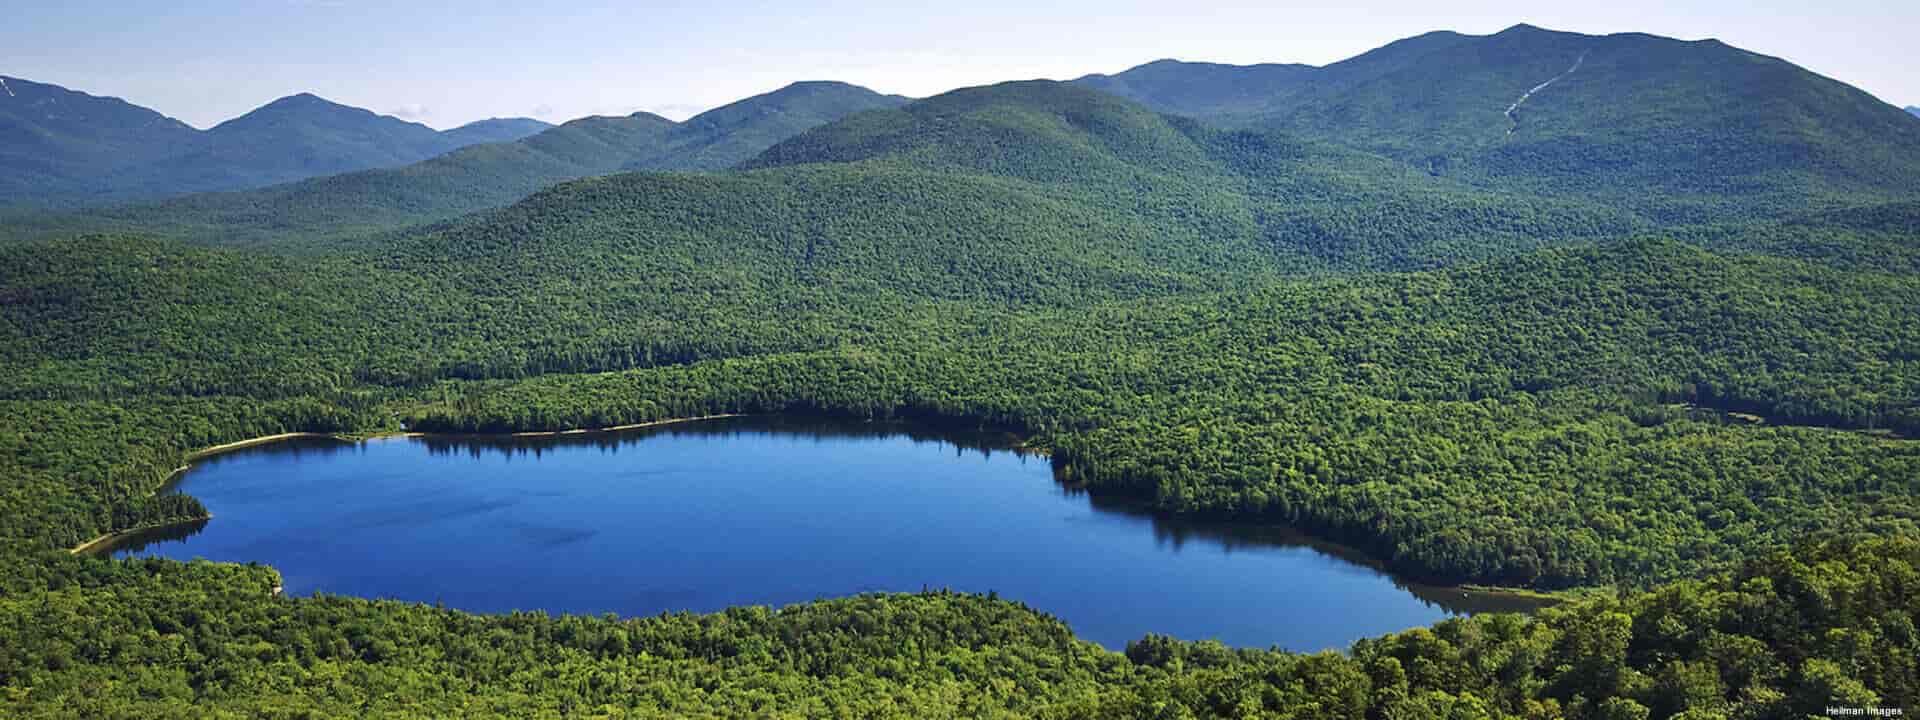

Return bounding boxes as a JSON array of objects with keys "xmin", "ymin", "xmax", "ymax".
[{"xmin": 117, "ymin": 417, "xmax": 1539, "ymax": 651}]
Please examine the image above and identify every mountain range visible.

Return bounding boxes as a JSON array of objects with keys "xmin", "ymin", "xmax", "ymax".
[
  {"xmin": 0, "ymin": 78, "xmax": 550, "ymax": 208},
  {"xmin": 9, "ymin": 24, "xmax": 1918, "ymax": 247},
  {"xmin": 5, "ymin": 81, "xmax": 907, "ymax": 246}
]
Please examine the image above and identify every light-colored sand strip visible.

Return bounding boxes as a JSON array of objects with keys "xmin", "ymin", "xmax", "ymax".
[
  {"xmin": 185, "ymin": 432, "xmax": 346, "ymax": 461},
  {"xmin": 70, "ymin": 514, "xmax": 213, "ymax": 556}
]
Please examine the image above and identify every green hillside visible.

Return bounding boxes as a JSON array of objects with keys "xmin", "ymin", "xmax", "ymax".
[
  {"xmin": 1079, "ymin": 25, "xmax": 1920, "ymax": 218},
  {"xmin": 749, "ymin": 81, "xmax": 1227, "ymax": 181},
  {"xmin": 749, "ymin": 80, "xmax": 1652, "ymax": 269}
]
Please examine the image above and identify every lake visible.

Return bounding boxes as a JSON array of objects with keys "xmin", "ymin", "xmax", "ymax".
[{"xmin": 116, "ymin": 417, "xmax": 1542, "ymax": 651}]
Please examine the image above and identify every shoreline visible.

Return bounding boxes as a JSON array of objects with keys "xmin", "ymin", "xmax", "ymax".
[
  {"xmin": 402, "ymin": 413, "xmax": 746, "ymax": 439},
  {"xmin": 185, "ymin": 432, "xmax": 351, "ymax": 461},
  {"xmin": 69, "ymin": 513, "xmax": 213, "ymax": 556},
  {"xmin": 68, "ymin": 415, "xmax": 744, "ymax": 556},
  {"xmin": 1079, "ymin": 490, "xmax": 1578, "ymax": 608}
]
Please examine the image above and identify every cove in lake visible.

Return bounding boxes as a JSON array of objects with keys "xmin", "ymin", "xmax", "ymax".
[{"xmin": 117, "ymin": 417, "xmax": 1545, "ymax": 651}]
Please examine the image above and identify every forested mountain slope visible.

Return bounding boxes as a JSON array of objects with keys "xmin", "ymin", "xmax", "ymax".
[
  {"xmin": 4, "ymin": 82, "xmax": 907, "ymax": 247},
  {"xmin": 149, "ymin": 93, "xmax": 463, "ymax": 190},
  {"xmin": 0, "ymin": 76, "xmax": 205, "ymax": 206},
  {"xmin": 749, "ymin": 80, "xmax": 1649, "ymax": 269},
  {"xmin": 1078, "ymin": 25, "xmax": 1920, "ymax": 217}
]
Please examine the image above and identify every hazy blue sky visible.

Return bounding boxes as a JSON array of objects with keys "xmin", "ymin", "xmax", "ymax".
[{"xmin": 10, "ymin": 1, "xmax": 1915, "ymax": 129}]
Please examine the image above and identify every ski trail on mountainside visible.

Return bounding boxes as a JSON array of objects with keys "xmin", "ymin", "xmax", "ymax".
[
  {"xmin": 0, "ymin": 78, "xmax": 13, "ymax": 97},
  {"xmin": 1504, "ymin": 50, "xmax": 1588, "ymax": 137}
]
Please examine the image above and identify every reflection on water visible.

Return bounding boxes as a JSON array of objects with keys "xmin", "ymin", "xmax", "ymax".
[
  {"xmin": 96, "ymin": 517, "xmax": 212, "ymax": 556},
  {"xmin": 413, "ymin": 416, "xmax": 1032, "ymax": 460},
  {"xmin": 119, "ymin": 416, "xmax": 1551, "ymax": 651},
  {"xmin": 1074, "ymin": 491, "xmax": 1551, "ymax": 615}
]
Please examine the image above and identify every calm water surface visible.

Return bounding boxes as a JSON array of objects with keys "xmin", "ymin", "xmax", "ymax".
[{"xmin": 119, "ymin": 417, "xmax": 1538, "ymax": 651}]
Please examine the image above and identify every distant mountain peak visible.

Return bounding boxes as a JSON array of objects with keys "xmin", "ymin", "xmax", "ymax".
[
  {"xmin": 781, "ymin": 80, "xmax": 863, "ymax": 91},
  {"xmin": 454, "ymin": 116, "xmax": 548, "ymax": 126},
  {"xmin": 754, "ymin": 81, "xmax": 909, "ymax": 106},
  {"xmin": 216, "ymin": 92, "xmax": 380, "ymax": 129},
  {"xmin": 259, "ymin": 92, "xmax": 337, "ymax": 109},
  {"xmin": 1492, "ymin": 23, "xmax": 1583, "ymax": 37},
  {"xmin": 440, "ymin": 117, "xmax": 554, "ymax": 146},
  {"xmin": 1907, "ymin": 106, "xmax": 1920, "ymax": 118}
]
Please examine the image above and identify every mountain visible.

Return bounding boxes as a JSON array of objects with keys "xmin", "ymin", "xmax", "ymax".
[
  {"xmin": 145, "ymin": 92, "xmax": 466, "ymax": 192},
  {"xmin": 0, "ymin": 76, "xmax": 203, "ymax": 206},
  {"xmin": 1069, "ymin": 30, "xmax": 1474, "ymax": 124},
  {"xmin": 623, "ymin": 81, "xmax": 910, "ymax": 171},
  {"xmin": 747, "ymin": 80, "xmax": 1225, "ymax": 183},
  {"xmin": 1076, "ymin": 25, "xmax": 1920, "ymax": 217},
  {"xmin": 0, "ymin": 82, "xmax": 548, "ymax": 208},
  {"xmin": 440, "ymin": 117, "xmax": 553, "ymax": 146},
  {"xmin": 748, "ymin": 79, "xmax": 1659, "ymax": 268},
  {"xmin": 1908, "ymin": 105, "xmax": 1920, "ymax": 118},
  {"xmin": 1073, "ymin": 58, "xmax": 1317, "ymax": 124},
  {"xmin": 11, "ymin": 82, "xmax": 908, "ymax": 246}
]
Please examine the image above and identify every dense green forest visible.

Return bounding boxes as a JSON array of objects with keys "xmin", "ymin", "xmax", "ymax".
[
  {"xmin": 5, "ymin": 24, "xmax": 1920, "ymax": 717},
  {"xmin": 5, "ymin": 532, "xmax": 1918, "ymax": 716}
]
